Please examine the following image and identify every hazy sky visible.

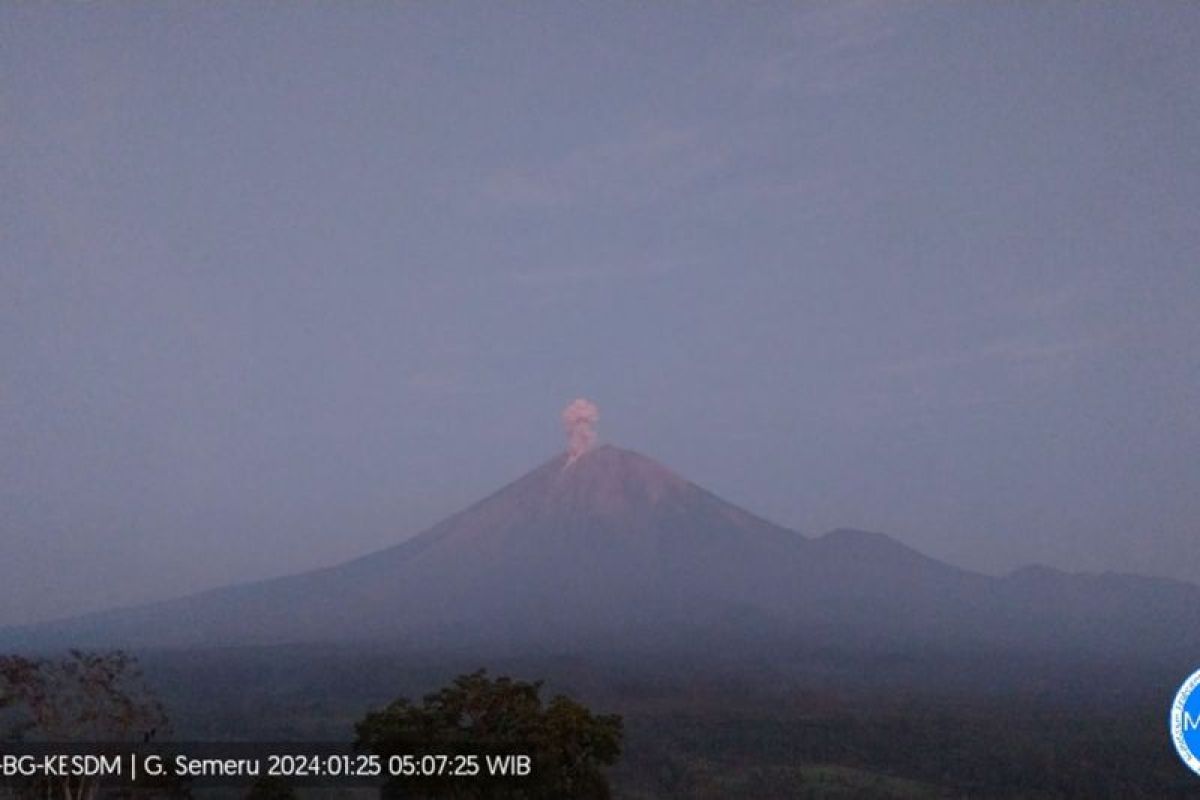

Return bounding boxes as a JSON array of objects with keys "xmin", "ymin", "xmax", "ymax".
[{"xmin": 3, "ymin": 2, "xmax": 1198, "ymax": 626}]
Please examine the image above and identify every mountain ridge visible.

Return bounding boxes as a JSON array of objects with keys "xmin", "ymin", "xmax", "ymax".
[{"xmin": 5, "ymin": 444, "xmax": 1197, "ymax": 663}]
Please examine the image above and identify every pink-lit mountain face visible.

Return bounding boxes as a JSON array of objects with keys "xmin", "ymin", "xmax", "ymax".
[
  {"xmin": 9, "ymin": 445, "xmax": 1200, "ymax": 661},
  {"xmin": 91, "ymin": 445, "xmax": 813, "ymax": 647}
]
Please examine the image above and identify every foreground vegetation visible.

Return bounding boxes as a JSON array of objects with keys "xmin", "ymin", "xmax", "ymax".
[
  {"xmin": 615, "ymin": 704, "xmax": 1194, "ymax": 798},
  {"xmin": 357, "ymin": 669, "xmax": 622, "ymax": 798},
  {"xmin": 6, "ymin": 645, "xmax": 1198, "ymax": 798}
]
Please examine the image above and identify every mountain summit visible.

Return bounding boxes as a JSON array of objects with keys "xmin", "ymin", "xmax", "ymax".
[
  {"xmin": 8, "ymin": 445, "xmax": 1200, "ymax": 661},
  {"xmin": 456, "ymin": 444, "xmax": 698, "ymax": 523}
]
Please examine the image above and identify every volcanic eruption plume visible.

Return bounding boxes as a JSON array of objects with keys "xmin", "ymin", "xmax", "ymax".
[{"xmin": 562, "ymin": 398, "xmax": 599, "ymax": 465}]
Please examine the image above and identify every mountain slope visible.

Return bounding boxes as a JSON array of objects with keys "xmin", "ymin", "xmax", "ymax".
[
  {"xmin": 9, "ymin": 447, "xmax": 805, "ymax": 648},
  {"xmin": 6, "ymin": 445, "xmax": 1198, "ymax": 661}
]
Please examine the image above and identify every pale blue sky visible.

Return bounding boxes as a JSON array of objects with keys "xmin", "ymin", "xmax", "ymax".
[{"xmin": 2, "ymin": 2, "xmax": 1198, "ymax": 625}]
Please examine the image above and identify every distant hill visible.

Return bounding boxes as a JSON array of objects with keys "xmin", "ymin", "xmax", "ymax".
[{"xmin": 6, "ymin": 445, "xmax": 1198, "ymax": 662}]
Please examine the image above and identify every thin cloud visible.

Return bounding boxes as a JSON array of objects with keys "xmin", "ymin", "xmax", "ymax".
[
  {"xmin": 756, "ymin": 0, "xmax": 918, "ymax": 96},
  {"xmin": 877, "ymin": 336, "xmax": 1107, "ymax": 377},
  {"xmin": 508, "ymin": 259, "xmax": 680, "ymax": 290},
  {"xmin": 480, "ymin": 123, "xmax": 725, "ymax": 210}
]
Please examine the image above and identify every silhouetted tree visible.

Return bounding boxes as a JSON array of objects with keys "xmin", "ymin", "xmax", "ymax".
[
  {"xmin": 355, "ymin": 669, "xmax": 622, "ymax": 799},
  {"xmin": 0, "ymin": 651, "xmax": 167, "ymax": 743},
  {"xmin": 0, "ymin": 651, "xmax": 172, "ymax": 800}
]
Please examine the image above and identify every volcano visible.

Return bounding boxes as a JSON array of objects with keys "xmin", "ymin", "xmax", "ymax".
[{"xmin": 8, "ymin": 445, "xmax": 1199, "ymax": 661}]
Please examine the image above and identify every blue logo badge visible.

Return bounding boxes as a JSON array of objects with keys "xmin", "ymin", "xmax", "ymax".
[{"xmin": 1171, "ymin": 668, "xmax": 1200, "ymax": 777}]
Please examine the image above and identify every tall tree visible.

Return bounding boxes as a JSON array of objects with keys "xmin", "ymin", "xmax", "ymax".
[
  {"xmin": 356, "ymin": 669, "xmax": 622, "ymax": 799},
  {"xmin": 0, "ymin": 651, "xmax": 167, "ymax": 743},
  {"xmin": 0, "ymin": 651, "xmax": 171, "ymax": 800}
]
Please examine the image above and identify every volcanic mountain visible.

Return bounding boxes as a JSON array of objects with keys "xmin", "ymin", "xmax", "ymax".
[{"xmin": 8, "ymin": 445, "xmax": 1199, "ymax": 660}]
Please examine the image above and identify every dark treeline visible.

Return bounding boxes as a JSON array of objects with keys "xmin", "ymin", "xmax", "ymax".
[{"xmin": 110, "ymin": 644, "xmax": 1199, "ymax": 799}]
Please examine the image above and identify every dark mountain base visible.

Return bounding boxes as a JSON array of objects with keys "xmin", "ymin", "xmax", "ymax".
[{"xmin": 127, "ymin": 643, "xmax": 1198, "ymax": 799}]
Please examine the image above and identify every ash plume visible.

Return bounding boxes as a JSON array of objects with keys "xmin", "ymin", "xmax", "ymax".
[{"xmin": 562, "ymin": 398, "xmax": 599, "ymax": 464}]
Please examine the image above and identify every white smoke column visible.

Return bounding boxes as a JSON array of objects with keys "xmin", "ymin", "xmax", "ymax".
[{"xmin": 561, "ymin": 398, "xmax": 599, "ymax": 465}]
